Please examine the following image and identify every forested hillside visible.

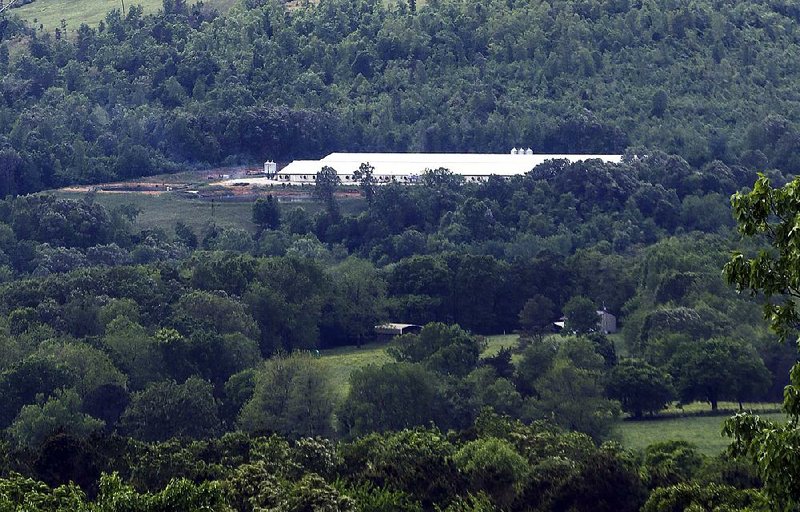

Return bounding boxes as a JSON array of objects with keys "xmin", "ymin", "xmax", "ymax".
[
  {"xmin": 3, "ymin": 0, "xmax": 800, "ymax": 509},
  {"xmin": 0, "ymin": 158, "xmax": 795, "ymax": 509},
  {"xmin": 4, "ymin": 0, "xmax": 800, "ymax": 193}
]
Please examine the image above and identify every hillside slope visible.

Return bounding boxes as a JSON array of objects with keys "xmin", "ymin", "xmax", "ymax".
[
  {"xmin": 3, "ymin": 0, "xmax": 800, "ymax": 194},
  {"xmin": 7, "ymin": 0, "xmax": 238, "ymax": 31}
]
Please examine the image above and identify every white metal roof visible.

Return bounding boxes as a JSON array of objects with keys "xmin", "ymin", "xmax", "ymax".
[
  {"xmin": 375, "ymin": 323, "xmax": 422, "ymax": 330},
  {"xmin": 279, "ymin": 152, "xmax": 623, "ymax": 177}
]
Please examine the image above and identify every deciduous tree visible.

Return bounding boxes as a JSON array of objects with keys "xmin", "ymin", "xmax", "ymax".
[
  {"xmin": 252, "ymin": 195, "xmax": 281, "ymax": 230},
  {"xmin": 120, "ymin": 377, "xmax": 220, "ymax": 442},
  {"xmin": 723, "ymin": 174, "xmax": 800, "ymax": 508},
  {"xmin": 238, "ymin": 352, "xmax": 335, "ymax": 438},
  {"xmin": 314, "ymin": 166, "xmax": 341, "ymax": 219},
  {"xmin": 606, "ymin": 359, "xmax": 673, "ymax": 418}
]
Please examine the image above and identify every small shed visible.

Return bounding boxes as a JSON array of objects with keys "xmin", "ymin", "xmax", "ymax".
[{"xmin": 375, "ymin": 323, "xmax": 422, "ymax": 342}]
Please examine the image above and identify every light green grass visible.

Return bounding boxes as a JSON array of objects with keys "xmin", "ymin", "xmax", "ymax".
[
  {"xmin": 317, "ymin": 342, "xmax": 396, "ymax": 399},
  {"xmin": 14, "ymin": 0, "xmax": 166, "ymax": 32},
  {"xmin": 320, "ymin": 334, "xmax": 520, "ymax": 398},
  {"xmin": 53, "ymin": 190, "xmax": 366, "ymax": 236},
  {"xmin": 11, "ymin": 0, "xmax": 236, "ymax": 32},
  {"xmin": 55, "ymin": 191, "xmax": 259, "ymax": 235},
  {"xmin": 660, "ymin": 401, "xmax": 782, "ymax": 417},
  {"xmin": 616, "ymin": 411, "xmax": 785, "ymax": 456},
  {"xmin": 482, "ymin": 334, "xmax": 519, "ymax": 357}
]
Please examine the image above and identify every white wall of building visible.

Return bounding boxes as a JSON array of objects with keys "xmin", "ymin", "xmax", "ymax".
[{"xmin": 277, "ymin": 152, "xmax": 624, "ymax": 184}]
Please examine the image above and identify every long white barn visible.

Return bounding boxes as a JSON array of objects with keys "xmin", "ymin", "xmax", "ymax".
[{"xmin": 275, "ymin": 152, "xmax": 623, "ymax": 185}]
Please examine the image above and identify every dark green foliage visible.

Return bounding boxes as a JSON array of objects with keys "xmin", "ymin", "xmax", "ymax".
[
  {"xmin": 120, "ymin": 377, "xmax": 220, "ymax": 442},
  {"xmin": 321, "ymin": 257, "xmax": 387, "ymax": 347},
  {"xmin": 8, "ymin": 195, "xmax": 113, "ymax": 249},
  {"xmin": 174, "ymin": 221, "xmax": 198, "ymax": 249},
  {"xmin": 651, "ymin": 90, "xmax": 669, "ymax": 118},
  {"xmin": 641, "ymin": 441, "xmax": 704, "ymax": 489},
  {"xmin": 670, "ymin": 337, "xmax": 771, "ymax": 411},
  {"xmin": 3, "ymin": 0, "xmax": 800, "ymax": 197},
  {"xmin": 252, "ymin": 196, "xmax": 281, "ymax": 230},
  {"xmin": 340, "ymin": 428, "xmax": 461, "ymax": 507},
  {"xmin": 170, "ymin": 290, "xmax": 260, "ymax": 340},
  {"xmin": 315, "ymin": 166, "xmax": 341, "ymax": 220},
  {"xmin": 0, "ymin": 356, "xmax": 73, "ymax": 429},
  {"xmin": 454, "ymin": 437, "xmax": 529, "ymax": 509},
  {"xmin": 642, "ymin": 483, "xmax": 767, "ymax": 512},
  {"xmin": 222, "ymin": 369, "xmax": 256, "ymax": 425},
  {"xmin": 244, "ymin": 256, "xmax": 330, "ymax": 353},
  {"xmin": 238, "ymin": 352, "xmax": 335, "ymax": 439},
  {"xmin": 546, "ymin": 449, "xmax": 647, "ymax": 512},
  {"xmin": 514, "ymin": 338, "xmax": 558, "ymax": 397},
  {"xmin": 272, "ymin": 473, "xmax": 355, "ymax": 511},
  {"xmin": 389, "ymin": 323, "xmax": 483, "ymax": 377},
  {"xmin": 8, "ymin": 389, "xmax": 104, "ymax": 449},
  {"xmin": 80, "ymin": 383, "xmax": 130, "ymax": 431},
  {"xmin": 607, "ymin": 360, "xmax": 673, "ymax": 418},
  {"xmin": 352, "ymin": 162, "xmax": 376, "ymax": 205},
  {"xmin": 482, "ymin": 348, "xmax": 514, "ymax": 381},
  {"xmin": 518, "ymin": 295, "xmax": 556, "ymax": 337},
  {"xmin": 563, "ymin": 296, "xmax": 598, "ymax": 334},
  {"xmin": 517, "ymin": 338, "xmax": 620, "ymax": 440},
  {"xmin": 0, "ymin": 13, "xmax": 797, "ymax": 499},
  {"xmin": 33, "ymin": 433, "xmax": 102, "ymax": 496},
  {"xmin": 586, "ymin": 333, "xmax": 617, "ymax": 368},
  {"xmin": 723, "ymin": 173, "xmax": 800, "ymax": 509},
  {"xmin": 339, "ymin": 362, "xmax": 449, "ymax": 436},
  {"xmin": 339, "ymin": 481, "xmax": 423, "ymax": 512}
]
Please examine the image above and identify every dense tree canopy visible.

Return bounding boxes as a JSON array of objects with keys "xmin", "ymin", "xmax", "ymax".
[
  {"xmin": 1, "ymin": 0, "xmax": 800, "ymax": 194},
  {"xmin": 0, "ymin": 0, "xmax": 795, "ymax": 505}
]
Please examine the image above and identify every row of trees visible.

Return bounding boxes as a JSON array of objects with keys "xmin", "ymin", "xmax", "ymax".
[{"xmin": 0, "ymin": 409, "xmax": 771, "ymax": 511}]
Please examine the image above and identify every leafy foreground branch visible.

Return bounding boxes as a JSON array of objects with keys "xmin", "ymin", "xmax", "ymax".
[{"xmin": 724, "ymin": 173, "xmax": 800, "ymax": 510}]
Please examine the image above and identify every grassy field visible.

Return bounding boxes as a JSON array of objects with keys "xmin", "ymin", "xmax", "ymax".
[
  {"xmin": 319, "ymin": 334, "xmax": 520, "ymax": 398},
  {"xmin": 8, "ymin": 0, "xmax": 417, "ymax": 32},
  {"xmin": 658, "ymin": 401, "xmax": 782, "ymax": 417},
  {"xmin": 317, "ymin": 342, "xmax": 396, "ymax": 398},
  {"xmin": 319, "ymin": 333, "xmax": 783, "ymax": 456},
  {"xmin": 616, "ymin": 411, "xmax": 785, "ymax": 456},
  {"xmin": 10, "ymin": 0, "xmax": 237, "ymax": 32},
  {"xmin": 482, "ymin": 334, "xmax": 519, "ymax": 357},
  {"xmin": 56, "ymin": 191, "xmax": 260, "ymax": 235},
  {"xmin": 54, "ymin": 190, "xmax": 366, "ymax": 236}
]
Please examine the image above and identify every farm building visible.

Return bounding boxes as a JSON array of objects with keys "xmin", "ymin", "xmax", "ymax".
[
  {"xmin": 274, "ymin": 151, "xmax": 623, "ymax": 184},
  {"xmin": 375, "ymin": 323, "xmax": 422, "ymax": 341}
]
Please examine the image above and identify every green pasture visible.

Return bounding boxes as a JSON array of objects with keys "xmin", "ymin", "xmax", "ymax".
[
  {"xmin": 9, "ymin": 0, "xmax": 238, "ymax": 32},
  {"xmin": 56, "ymin": 191, "xmax": 260, "ymax": 235},
  {"xmin": 616, "ymin": 410, "xmax": 785, "ymax": 456},
  {"xmin": 7, "ymin": 0, "xmax": 417, "ymax": 33},
  {"xmin": 482, "ymin": 333, "xmax": 519, "ymax": 357},
  {"xmin": 320, "ymin": 331, "xmax": 784, "ymax": 456},
  {"xmin": 317, "ymin": 342, "xmax": 395, "ymax": 399},
  {"xmin": 53, "ymin": 190, "xmax": 366, "ymax": 236},
  {"xmin": 320, "ymin": 334, "xmax": 520, "ymax": 398}
]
